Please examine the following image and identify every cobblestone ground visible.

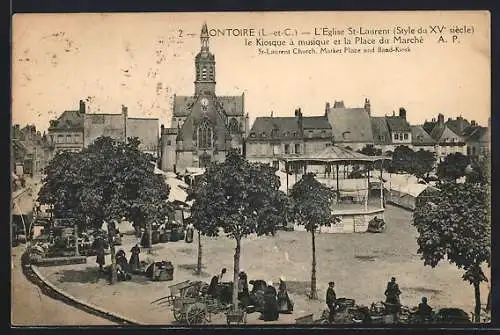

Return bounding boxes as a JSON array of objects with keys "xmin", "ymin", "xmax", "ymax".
[{"xmin": 36, "ymin": 205, "xmax": 489, "ymax": 325}]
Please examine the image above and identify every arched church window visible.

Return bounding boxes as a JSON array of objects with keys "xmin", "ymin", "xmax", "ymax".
[
  {"xmin": 202, "ymin": 67, "xmax": 208, "ymax": 80},
  {"xmin": 229, "ymin": 118, "xmax": 239, "ymax": 134},
  {"xmin": 197, "ymin": 120, "xmax": 213, "ymax": 149}
]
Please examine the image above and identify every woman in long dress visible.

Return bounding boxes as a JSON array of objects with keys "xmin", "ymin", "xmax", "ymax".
[
  {"xmin": 129, "ymin": 244, "xmax": 141, "ymax": 273},
  {"xmin": 277, "ymin": 277, "xmax": 293, "ymax": 314},
  {"xmin": 95, "ymin": 237, "xmax": 105, "ymax": 272},
  {"xmin": 262, "ymin": 281, "xmax": 279, "ymax": 321}
]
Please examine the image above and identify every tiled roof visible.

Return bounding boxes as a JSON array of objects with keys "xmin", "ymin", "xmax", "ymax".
[
  {"xmin": 302, "ymin": 116, "xmax": 331, "ymax": 129},
  {"xmin": 173, "ymin": 95, "xmax": 244, "ymax": 117},
  {"xmin": 248, "ymin": 117, "xmax": 301, "ymax": 140},
  {"xmin": 464, "ymin": 126, "xmax": 488, "ymax": 142},
  {"xmin": 327, "ymin": 107, "xmax": 373, "ymax": 143},
  {"xmin": 371, "ymin": 117, "xmax": 392, "ymax": 145},
  {"xmin": 422, "ymin": 121, "xmax": 437, "ymax": 135},
  {"xmin": 429, "ymin": 123, "xmax": 446, "ymax": 141},
  {"xmin": 411, "ymin": 125, "xmax": 436, "ymax": 145},
  {"xmin": 385, "ymin": 116, "xmax": 411, "ymax": 132},
  {"xmin": 48, "ymin": 110, "xmax": 84, "ymax": 131},
  {"xmin": 446, "ymin": 118, "xmax": 470, "ymax": 136}
]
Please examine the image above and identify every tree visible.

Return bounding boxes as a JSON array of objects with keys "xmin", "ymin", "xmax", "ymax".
[
  {"xmin": 390, "ymin": 145, "xmax": 415, "ymax": 174},
  {"xmin": 289, "ymin": 173, "xmax": 337, "ymax": 300},
  {"xmin": 358, "ymin": 144, "xmax": 382, "ymax": 156},
  {"xmin": 189, "ymin": 150, "xmax": 285, "ymax": 307},
  {"xmin": 38, "ymin": 136, "xmax": 171, "ymax": 284},
  {"xmin": 410, "ymin": 149, "xmax": 436, "ymax": 180},
  {"xmin": 436, "ymin": 152, "xmax": 469, "ymax": 181},
  {"xmin": 413, "ymin": 182, "xmax": 490, "ymax": 322}
]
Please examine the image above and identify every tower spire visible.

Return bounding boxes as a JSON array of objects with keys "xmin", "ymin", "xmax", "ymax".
[{"xmin": 201, "ymin": 22, "xmax": 209, "ymax": 51}]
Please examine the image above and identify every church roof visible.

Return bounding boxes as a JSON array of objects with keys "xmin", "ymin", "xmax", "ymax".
[
  {"xmin": 371, "ymin": 117, "xmax": 392, "ymax": 145},
  {"xmin": 327, "ymin": 107, "xmax": 373, "ymax": 143},
  {"xmin": 411, "ymin": 125, "xmax": 436, "ymax": 145},
  {"xmin": 173, "ymin": 95, "xmax": 244, "ymax": 117}
]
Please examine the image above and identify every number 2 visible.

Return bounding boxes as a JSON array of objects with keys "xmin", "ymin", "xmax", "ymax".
[{"xmin": 178, "ymin": 29, "xmax": 183, "ymax": 38}]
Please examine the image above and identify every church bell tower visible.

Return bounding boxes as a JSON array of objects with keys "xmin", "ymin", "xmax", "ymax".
[{"xmin": 194, "ymin": 23, "xmax": 216, "ymax": 96}]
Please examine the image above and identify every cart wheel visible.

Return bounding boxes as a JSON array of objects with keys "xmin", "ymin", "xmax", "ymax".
[
  {"xmin": 173, "ymin": 309, "xmax": 183, "ymax": 322},
  {"xmin": 186, "ymin": 302, "xmax": 208, "ymax": 325}
]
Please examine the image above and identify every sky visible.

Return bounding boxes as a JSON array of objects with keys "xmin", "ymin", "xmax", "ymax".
[{"xmin": 12, "ymin": 11, "xmax": 490, "ymax": 133}]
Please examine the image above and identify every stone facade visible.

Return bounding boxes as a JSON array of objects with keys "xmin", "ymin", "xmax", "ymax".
[
  {"xmin": 47, "ymin": 100, "xmax": 85, "ymax": 158},
  {"xmin": 160, "ymin": 23, "xmax": 248, "ymax": 174}
]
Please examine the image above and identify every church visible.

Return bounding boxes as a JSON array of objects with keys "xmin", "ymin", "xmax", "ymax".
[{"xmin": 160, "ymin": 23, "xmax": 249, "ymax": 174}]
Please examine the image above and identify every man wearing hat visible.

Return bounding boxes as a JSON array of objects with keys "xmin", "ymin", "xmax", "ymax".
[{"xmin": 326, "ymin": 281, "xmax": 337, "ymax": 323}]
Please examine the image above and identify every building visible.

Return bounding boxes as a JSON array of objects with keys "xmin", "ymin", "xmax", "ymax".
[
  {"xmin": 370, "ymin": 116, "xmax": 393, "ymax": 154},
  {"xmin": 410, "ymin": 125, "xmax": 437, "ymax": 152},
  {"xmin": 385, "ymin": 108, "xmax": 412, "ymax": 147},
  {"xmin": 325, "ymin": 99, "xmax": 374, "ymax": 151},
  {"xmin": 159, "ymin": 23, "xmax": 248, "ymax": 173},
  {"xmin": 462, "ymin": 120, "xmax": 489, "ymax": 160},
  {"xmin": 425, "ymin": 114, "xmax": 467, "ymax": 161},
  {"xmin": 83, "ymin": 104, "xmax": 159, "ymax": 156},
  {"xmin": 11, "ymin": 124, "xmax": 51, "ymax": 176},
  {"xmin": 246, "ymin": 108, "xmax": 332, "ymax": 170},
  {"xmin": 46, "ymin": 100, "xmax": 85, "ymax": 157}
]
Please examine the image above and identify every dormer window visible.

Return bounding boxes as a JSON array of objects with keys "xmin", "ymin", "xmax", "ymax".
[
  {"xmin": 342, "ymin": 131, "xmax": 351, "ymax": 141},
  {"xmin": 293, "ymin": 131, "xmax": 298, "ymax": 137},
  {"xmin": 261, "ymin": 132, "xmax": 267, "ymax": 137},
  {"xmin": 250, "ymin": 133, "xmax": 256, "ymax": 138}
]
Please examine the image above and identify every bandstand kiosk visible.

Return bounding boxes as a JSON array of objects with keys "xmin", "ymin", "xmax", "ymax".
[{"xmin": 281, "ymin": 146, "xmax": 391, "ymax": 233}]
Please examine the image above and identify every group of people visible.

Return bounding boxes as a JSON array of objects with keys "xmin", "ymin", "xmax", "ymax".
[
  {"xmin": 326, "ymin": 277, "xmax": 434, "ymax": 324},
  {"xmin": 207, "ymin": 268, "xmax": 294, "ymax": 322},
  {"xmin": 95, "ymin": 239, "xmax": 141, "ymax": 281}
]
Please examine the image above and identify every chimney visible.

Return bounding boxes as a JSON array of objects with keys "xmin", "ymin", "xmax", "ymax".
[
  {"xmin": 325, "ymin": 102, "xmax": 330, "ymax": 115},
  {"xmin": 333, "ymin": 100, "xmax": 345, "ymax": 109},
  {"xmin": 398, "ymin": 107, "xmax": 406, "ymax": 120},
  {"xmin": 471, "ymin": 120, "xmax": 476, "ymax": 126},
  {"xmin": 437, "ymin": 114, "xmax": 444, "ymax": 124},
  {"xmin": 79, "ymin": 100, "xmax": 86, "ymax": 114},
  {"xmin": 122, "ymin": 105, "xmax": 128, "ymax": 117},
  {"xmin": 392, "ymin": 111, "xmax": 395, "ymax": 117},
  {"xmin": 432, "ymin": 118, "xmax": 435, "ymax": 122},
  {"xmin": 161, "ymin": 124, "xmax": 165, "ymax": 135},
  {"xmin": 364, "ymin": 98, "xmax": 371, "ymax": 116}
]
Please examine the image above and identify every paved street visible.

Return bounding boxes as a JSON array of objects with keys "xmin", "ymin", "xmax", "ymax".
[
  {"xmin": 11, "ymin": 182, "xmax": 114, "ymax": 326},
  {"xmin": 11, "ymin": 246, "xmax": 115, "ymax": 326}
]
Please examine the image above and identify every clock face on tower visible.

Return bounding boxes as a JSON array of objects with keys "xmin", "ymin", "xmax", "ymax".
[{"xmin": 201, "ymin": 98, "xmax": 209, "ymax": 108}]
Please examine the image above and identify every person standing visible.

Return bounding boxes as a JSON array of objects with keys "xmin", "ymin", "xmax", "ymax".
[
  {"xmin": 416, "ymin": 297, "xmax": 433, "ymax": 322},
  {"xmin": 326, "ymin": 281, "xmax": 337, "ymax": 324},
  {"xmin": 95, "ymin": 237, "xmax": 105, "ymax": 273},
  {"xmin": 129, "ymin": 244, "xmax": 141, "ymax": 273},
  {"xmin": 384, "ymin": 277, "xmax": 402, "ymax": 305},
  {"xmin": 262, "ymin": 281, "xmax": 279, "ymax": 321},
  {"xmin": 277, "ymin": 276, "xmax": 293, "ymax": 314},
  {"xmin": 185, "ymin": 223, "xmax": 194, "ymax": 243}
]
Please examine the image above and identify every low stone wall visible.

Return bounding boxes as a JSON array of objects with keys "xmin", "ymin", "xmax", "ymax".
[{"xmin": 33, "ymin": 256, "xmax": 87, "ymax": 267}]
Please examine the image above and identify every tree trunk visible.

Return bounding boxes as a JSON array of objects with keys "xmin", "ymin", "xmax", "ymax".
[
  {"xmin": 310, "ymin": 229, "xmax": 318, "ymax": 300},
  {"xmin": 196, "ymin": 230, "xmax": 202, "ymax": 275},
  {"xmin": 147, "ymin": 220, "xmax": 152, "ymax": 254},
  {"xmin": 74, "ymin": 224, "xmax": 79, "ymax": 256},
  {"xmin": 232, "ymin": 237, "xmax": 241, "ymax": 308},
  {"xmin": 107, "ymin": 223, "xmax": 117, "ymax": 284},
  {"xmin": 473, "ymin": 280, "xmax": 481, "ymax": 322}
]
